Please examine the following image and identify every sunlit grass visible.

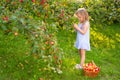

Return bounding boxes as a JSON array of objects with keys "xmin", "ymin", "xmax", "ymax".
[
  {"xmin": 0, "ymin": 23, "xmax": 120, "ymax": 80},
  {"xmin": 56, "ymin": 23, "xmax": 120, "ymax": 80}
]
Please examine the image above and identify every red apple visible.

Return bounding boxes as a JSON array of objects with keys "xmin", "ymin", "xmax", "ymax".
[
  {"xmin": 88, "ymin": 62, "xmax": 93, "ymax": 66},
  {"xmin": 60, "ymin": 10, "xmax": 64, "ymax": 17},
  {"xmin": 6, "ymin": 0, "xmax": 10, "ymax": 2},
  {"xmin": 59, "ymin": 60, "xmax": 62, "ymax": 64},
  {"xmin": 40, "ymin": 0, "xmax": 46, "ymax": 5},
  {"xmin": 93, "ymin": 69, "xmax": 96, "ymax": 72},
  {"xmin": 32, "ymin": 0, "xmax": 35, "ymax": 3},
  {"xmin": 3, "ymin": 16, "xmax": 9, "ymax": 22},
  {"xmin": 12, "ymin": 2, "xmax": 16, "ymax": 5},
  {"xmin": 85, "ymin": 64, "xmax": 88, "ymax": 67},
  {"xmin": 45, "ymin": 41, "xmax": 48, "ymax": 45},
  {"xmin": 19, "ymin": 0, "xmax": 23, "ymax": 3},
  {"xmin": 95, "ymin": 67, "xmax": 100, "ymax": 72},
  {"xmin": 54, "ymin": 55, "xmax": 57, "ymax": 60},
  {"xmin": 50, "ymin": 41, "xmax": 54, "ymax": 45},
  {"xmin": 61, "ymin": 10, "xmax": 64, "ymax": 14},
  {"xmin": 37, "ymin": 12, "xmax": 41, "ymax": 17}
]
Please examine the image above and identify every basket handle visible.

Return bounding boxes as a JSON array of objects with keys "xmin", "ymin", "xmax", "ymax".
[{"xmin": 92, "ymin": 60, "xmax": 96, "ymax": 66}]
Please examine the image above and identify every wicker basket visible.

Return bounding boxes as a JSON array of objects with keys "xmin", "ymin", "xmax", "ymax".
[
  {"xmin": 83, "ymin": 61, "xmax": 100, "ymax": 78},
  {"xmin": 83, "ymin": 69, "xmax": 99, "ymax": 78}
]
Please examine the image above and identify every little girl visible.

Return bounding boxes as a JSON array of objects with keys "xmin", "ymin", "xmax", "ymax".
[{"xmin": 73, "ymin": 8, "xmax": 90, "ymax": 69}]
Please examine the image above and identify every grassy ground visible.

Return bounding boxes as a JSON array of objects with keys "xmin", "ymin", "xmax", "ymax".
[
  {"xmin": 55, "ymin": 24, "xmax": 120, "ymax": 80},
  {"xmin": 0, "ymin": 23, "xmax": 120, "ymax": 80}
]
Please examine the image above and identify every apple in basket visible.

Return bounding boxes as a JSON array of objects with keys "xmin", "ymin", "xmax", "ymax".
[
  {"xmin": 83, "ymin": 61, "xmax": 100, "ymax": 77},
  {"xmin": 94, "ymin": 67, "xmax": 100, "ymax": 72},
  {"xmin": 83, "ymin": 62, "xmax": 100, "ymax": 72}
]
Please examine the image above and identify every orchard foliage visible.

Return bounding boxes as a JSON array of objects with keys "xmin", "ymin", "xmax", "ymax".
[
  {"xmin": 1, "ymin": 0, "xmax": 119, "ymax": 32},
  {"xmin": 82, "ymin": 0, "xmax": 120, "ymax": 24},
  {"xmin": 0, "ymin": 0, "xmax": 64, "ymax": 74}
]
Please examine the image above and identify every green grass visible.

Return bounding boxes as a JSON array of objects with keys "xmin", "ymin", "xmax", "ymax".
[
  {"xmin": 0, "ymin": 32, "xmax": 32, "ymax": 80},
  {"xmin": 55, "ymin": 24, "xmax": 120, "ymax": 80},
  {"xmin": 0, "ymin": 23, "xmax": 120, "ymax": 80}
]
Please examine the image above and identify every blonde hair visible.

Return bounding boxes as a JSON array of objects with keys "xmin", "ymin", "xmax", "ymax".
[{"xmin": 75, "ymin": 8, "xmax": 89, "ymax": 22}]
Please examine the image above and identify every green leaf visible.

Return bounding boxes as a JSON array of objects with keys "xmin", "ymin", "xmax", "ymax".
[
  {"xmin": 11, "ymin": 15, "xmax": 17, "ymax": 20},
  {"xmin": 1, "ymin": 26, "xmax": 7, "ymax": 31}
]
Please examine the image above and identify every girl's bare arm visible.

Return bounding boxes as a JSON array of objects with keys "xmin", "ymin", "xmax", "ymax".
[{"xmin": 73, "ymin": 24, "xmax": 88, "ymax": 35}]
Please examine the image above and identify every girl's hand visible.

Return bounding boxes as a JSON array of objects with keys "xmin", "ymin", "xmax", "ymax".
[
  {"xmin": 74, "ymin": 23, "xmax": 89, "ymax": 35},
  {"xmin": 73, "ymin": 24, "xmax": 79, "ymax": 30}
]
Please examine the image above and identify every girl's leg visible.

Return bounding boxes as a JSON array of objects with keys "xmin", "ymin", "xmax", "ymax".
[{"xmin": 79, "ymin": 49, "xmax": 86, "ymax": 67}]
